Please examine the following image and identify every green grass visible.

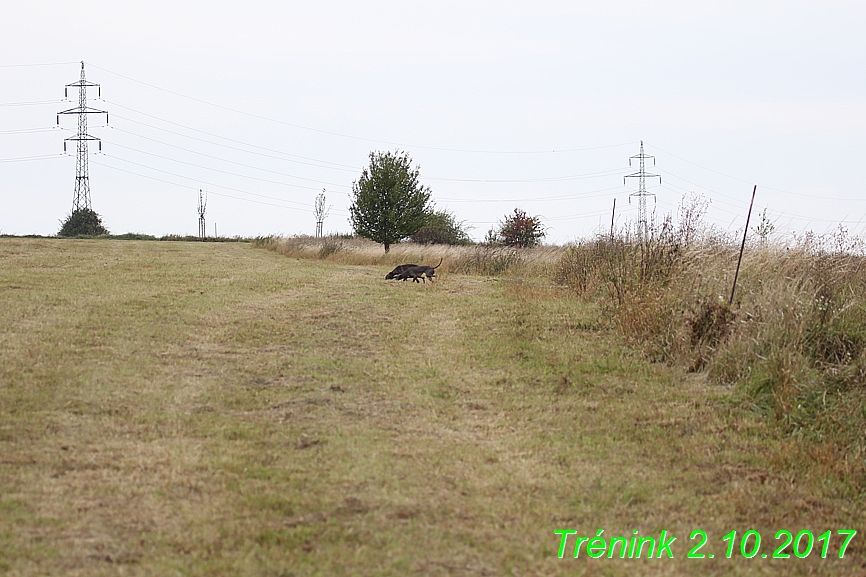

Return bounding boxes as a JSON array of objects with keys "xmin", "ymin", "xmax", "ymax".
[{"xmin": 0, "ymin": 238, "xmax": 863, "ymax": 576}]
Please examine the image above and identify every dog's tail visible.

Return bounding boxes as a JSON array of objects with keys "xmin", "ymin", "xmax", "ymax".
[{"xmin": 432, "ymin": 257, "xmax": 443, "ymax": 269}]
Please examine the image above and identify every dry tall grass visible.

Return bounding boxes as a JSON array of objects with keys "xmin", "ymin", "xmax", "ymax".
[
  {"xmin": 255, "ymin": 234, "xmax": 567, "ymax": 278},
  {"xmin": 555, "ymin": 220, "xmax": 866, "ymax": 494}
]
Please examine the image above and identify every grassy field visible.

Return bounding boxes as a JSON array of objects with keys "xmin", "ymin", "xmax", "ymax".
[{"xmin": 0, "ymin": 238, "xmax": 862, "ymax": 576}]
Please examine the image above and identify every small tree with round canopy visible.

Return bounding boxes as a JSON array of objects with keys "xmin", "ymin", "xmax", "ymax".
[{"xmin": 349, "ymin": 150, "xmax": 433, "ymax": 253}]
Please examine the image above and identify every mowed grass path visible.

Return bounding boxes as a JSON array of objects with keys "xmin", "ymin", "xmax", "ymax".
[{"xmin": 0, "ymin": 239, "xmax": 862, "ymax": 576}]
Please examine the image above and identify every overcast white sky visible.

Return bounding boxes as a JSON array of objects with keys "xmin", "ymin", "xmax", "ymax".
[{"xmin": 1, "ymin": 1, "xmax": 865, "ymax": 243}]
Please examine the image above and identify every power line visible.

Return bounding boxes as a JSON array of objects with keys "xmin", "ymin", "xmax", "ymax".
[
  {"xmin": 90, "ymin": 137, "xmax": 866, "ymax": 233},
  {"xmin": 650, "ymin": 141, "xmax": 866, "ymax": 202},
  {"xmin": 104, "ymin": 141, "xmax": 348, "ymax": 189},
  {"xmin": 660, "ymin": 170, "xmax": 866, "ymax": 223},
  {"xmin": 97, "ymin": 154, "xmax": 350, "ymax": 214},
  {"xmin": 658, "ymin": 168, "xmax": 755, "ymax": 206},
  {"xmin": 92, "ymin": 160, "xmax": 329, "ymax": 213},
  {"xmin": 106, "ymin": 105, "xmax": 636, "ymax": 185},
  {"xmin": 546, "ymin": 207, "xmax": 622, "ymax": 222},
  {"xmin": 98, "ymin": 146, "xmax": 634, "ymax": 220},
  {"xmin": 103, "ymin": 140, "xmax": 353, "ymax": 190},
  {"xmin": 0, "ymin": 154, "xmax": 65, "ymax": 163},
  {"xmin": 108, "ymin": 105, "xmax": 634, "ymax": 184},
  {"xmin": 100, "ymin": 154, "xmax": 320, "ymax": 204},
  {"xmin": 657, "ymin": 183, "xmax": 866, "ymax": 230},
  {"xmin": 422, "ymin": 166, "xmax": 629, "ymax": 183},
  {"xmin": 112, "ymin": 117, "xmax": 630, "ymax": 186},
  {"xmin": 95, "ymin": 110, "xmax": 634, "ymax": 217},
  {"xmin": 89, "ymin": 67, "xmax": 862, "ymax": 221},
  {"xmin": 90, "ymin": 62, "xmax": 637, "ymax": 155},
  {"xmin": 437, "ymin": 185, "xmax": 626, "ymax": 203},
  {"xmin": 105, "ymin": 102, "xmax": 360, "ymax": 170},
  {"xmin": 105, "ymin": 91, "xmax": 866, "ymax": 210},
  {"xmin": 110, "ymin": 123, "xmax": 359, "ymax": 173},
  {"xmin": 0, "ymin": 127, "xmax": 58, "ymax": 134},
  {"xmin": 0, "ymin": 62, "xmax": 78, "ymax": 68},
  {"xmin": 104, "ymin": 140, "xmax": 633, "ymax": 215},
  {"xmin": 647, "ymin": 141, "xmax": 754, "ymax": 186},
  {"xmin": 0, "ymin": 100, "xmax": 65, "ymax": 107}
]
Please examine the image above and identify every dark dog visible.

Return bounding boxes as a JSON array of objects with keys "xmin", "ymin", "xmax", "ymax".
[
  {"xmin": 393, "ymin": 258, "xmax": 442, "ymax": 283},
  {"xmin": 385, "ymin": 264, "xmax": 419, "ymax": 280}
]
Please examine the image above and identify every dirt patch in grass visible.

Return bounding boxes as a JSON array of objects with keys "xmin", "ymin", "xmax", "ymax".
[{"xmin": 0, "ymin": 238, "xmax": 862, "ymax": 576}]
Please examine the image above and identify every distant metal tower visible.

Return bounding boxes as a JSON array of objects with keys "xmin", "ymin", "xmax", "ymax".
[
  {"xmin": 198, "ymin": 190, "xmax": 207, "ymax": 239},
  {"xmin": 624, "ymin": 141, "xmax": 661, "ymax": 240},
  {"xmin": 314, "ymin": 188, "xmax": 330, "ymax": 238},
  {"xmin": 57, "ymin": 61, "xmax": 108, "ymax": 212}
]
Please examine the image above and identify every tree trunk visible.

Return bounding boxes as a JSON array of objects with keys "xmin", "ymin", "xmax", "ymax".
[{"xmin": 384, "ymin": 242, "xmax": 390, "ymax": 253}]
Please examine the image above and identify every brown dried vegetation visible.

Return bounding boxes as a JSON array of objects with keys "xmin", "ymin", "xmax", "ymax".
[{"xmin": 555, "ymin": 212, "xmax": 866, "ymax": 497}]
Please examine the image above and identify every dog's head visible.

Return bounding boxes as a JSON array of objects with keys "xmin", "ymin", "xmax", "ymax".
[{"xmin": 385, "ymin": 264, "xmax": 418, "ymax": 280}]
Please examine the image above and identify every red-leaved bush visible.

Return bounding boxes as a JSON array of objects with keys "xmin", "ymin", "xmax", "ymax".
[{"xmin": 496, "ymin": 208, "xmax": 545, "ymax": 248}]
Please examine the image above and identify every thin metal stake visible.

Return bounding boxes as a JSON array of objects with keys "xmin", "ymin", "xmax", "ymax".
[
  {"xmin": 610, "ymin": 197, "xmax": 616, "ymax": 240},
  {"xmin": 730, "ymin": 185, "xmax": 757, "ymax": 305}
]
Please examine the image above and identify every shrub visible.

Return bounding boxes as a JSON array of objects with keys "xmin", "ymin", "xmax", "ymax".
[
  {"xmin": 451, "ymin": 245, "xmax": 522, "ymax": 276},
  {"xmin": 554, "ymin": 239, "xmax": 623, "ymax": 299},
  {"xmin": 495, "ymin": 208, "xmax": 546, "ymax": 248},
  {"xmin": 410, "ymin": 209, "xmax": 472, "ymax": 245},
  {"xmin": 58, "ymin": 208, "xmax": 109, "ymax": 237},
  {"xmin": 318, "ymin": 238, "xmax": 344, "ymax": 259}
]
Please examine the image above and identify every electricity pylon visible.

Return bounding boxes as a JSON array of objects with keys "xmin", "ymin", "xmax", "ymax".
[
  {"xmin": 57, "ymin": 61, "xmax": 108, "ymax": 212},
  {"xmin": 624, "ymin": 141, "xmax": 661, "ymax": 241}
]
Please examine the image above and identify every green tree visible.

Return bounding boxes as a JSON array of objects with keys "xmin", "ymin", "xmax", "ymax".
[
  {"xmin": 410, "ymin": 209, "xmax": 472, "ymax": 245},
  {"xmin": 58, "ymin": 208, "xmax": 109, "ymax": 237},
  {"xmin": 349, "ymin": 150, "xmax": 433, "ymax": 252}
]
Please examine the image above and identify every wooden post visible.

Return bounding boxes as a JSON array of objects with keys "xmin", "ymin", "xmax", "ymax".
[{"xmin": 729, "ymin": 185, "xmax": 757, "ymax": 305}]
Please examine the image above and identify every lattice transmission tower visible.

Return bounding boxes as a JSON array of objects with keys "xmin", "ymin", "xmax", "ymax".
[
  {"xmin": 57, "ymin": 61, "xmax": 108, "ymax": 212},
  {"xmin": 624, "ymin": 141, "xmax": 661, "ymax": 240},
  {"xmin": 198, "ymin": 190, "xmax": 207, "ymax": 239}
]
